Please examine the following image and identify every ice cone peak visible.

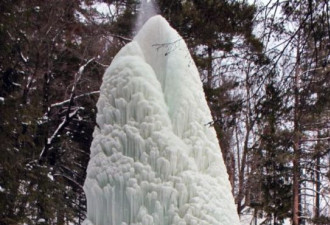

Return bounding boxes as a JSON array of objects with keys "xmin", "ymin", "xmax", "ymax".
[
  {"xmin": 134, "ymin": 15, "xmax": 187, "ymax": 89},
  {"xmin": 83, "ymin": 15, "xmax": 240, "ymax": 225},
  {"xmin": 135, "ymin": 15, "xmax": 177, "ymax": 45}
]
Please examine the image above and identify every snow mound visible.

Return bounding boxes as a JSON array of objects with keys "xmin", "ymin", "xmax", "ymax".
[{"xmin": 83, "ymin": 15, "xmax": 240, "ymax": 225}]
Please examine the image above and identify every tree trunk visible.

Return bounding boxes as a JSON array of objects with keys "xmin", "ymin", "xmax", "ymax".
[
  {"xmin": 237, "ymin": 130, "xmax": 249, "ymax": 215},
  {"xmin": 314, "ymin": 135, "xmax": 321, "ymax": 221},
  {"xmin": 292, "ymin": 141, "xmax": 300, "ymax": 225},
  {"xmin": 237, "ymin": 69, "xmax": 252, "ymax": 215},
  {"xmin": 293, "ymin": 32, "xmax": 301, "ymax": 225},
  {"xmin": 207, "ymin": 46, "xmax": 213, "ymax": 89}
]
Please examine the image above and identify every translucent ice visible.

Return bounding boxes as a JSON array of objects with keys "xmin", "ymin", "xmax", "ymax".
[{"xmin": 83, "ymin": 15, "xmax": 240, "ymax": 225}]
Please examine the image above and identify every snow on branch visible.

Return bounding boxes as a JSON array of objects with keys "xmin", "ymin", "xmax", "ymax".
[
  {"xmin": 50, "ymin": 91, "xmax": 100, "ymax": 108},
  {"xmin": 19, "ymin": 51, "xmax": 28, "ymax": 63},
  {"xmin": 70, "ymin": 57, "xmax": 95, "ymax": 95},
  {"xmin": 111, "ymin": 34, "xmax": 132, "ymax": 42},
  {"xmin": 49, "ymin": 108, "xmax": 81, "ymax": 144},
  {"xmin": 64, "ymin": 58, "xmax": 95, "ymax": 121},
  {"xmin": 95, "ymin": 60, "xmax": 109, "ymax": 68},
  {"xmin": 39, "ymin": 58, "xmax": 96, "ymax": 164},
  {"xmin": 301, "ymin": 136, "xmax": 330, "ymax": 142},
  {"xmin": 39, "ymin": 107, "xmax": 82, "ymax": 163}
]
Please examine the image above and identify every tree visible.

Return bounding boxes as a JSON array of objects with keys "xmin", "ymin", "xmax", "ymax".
[
  {"xmin": 0, "ymin": 0, "xmax": 129, "ymax": 223},
  {"xmin": 250, "ymin": 0, "xmax": 330, "ymax": 223}
]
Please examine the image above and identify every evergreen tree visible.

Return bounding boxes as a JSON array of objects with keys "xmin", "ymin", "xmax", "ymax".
[
  {"xmin": 0, "ymin": 0, "xmax": 126, "ymax": 223},
  {"xmin": 255, "ymin": 82, "xmax": 292, "ymax": 224}
]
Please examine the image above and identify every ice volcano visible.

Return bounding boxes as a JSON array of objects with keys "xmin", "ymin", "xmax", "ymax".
[{"xmin": 83, "ymin": 15, "xmax": 240, "ymax": 225}]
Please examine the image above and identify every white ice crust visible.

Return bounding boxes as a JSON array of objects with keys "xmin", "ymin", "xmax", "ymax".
[{"xmin": 83, "ymin": 15, "xmax": 240, "ymax": 225}]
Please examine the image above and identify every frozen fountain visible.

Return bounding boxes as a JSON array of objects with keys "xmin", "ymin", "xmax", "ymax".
[{"xmin": 83, "ymin": 15, "xmax": 240, "ymax": 225}]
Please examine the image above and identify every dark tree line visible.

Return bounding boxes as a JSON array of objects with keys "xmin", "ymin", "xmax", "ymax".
[{"xmin": 0, "ymin": 0, "xmax": 329, "ymax": 224}]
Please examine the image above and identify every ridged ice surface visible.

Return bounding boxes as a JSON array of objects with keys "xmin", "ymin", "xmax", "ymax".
[{"xmin": 83, "ymin": 15, "xmax": 240, "ymax": 225}]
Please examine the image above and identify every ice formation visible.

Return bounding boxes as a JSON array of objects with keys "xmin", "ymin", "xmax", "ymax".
[{"xmin": 83, "ymin": 15, "xmax": 240, "ymax": 225}]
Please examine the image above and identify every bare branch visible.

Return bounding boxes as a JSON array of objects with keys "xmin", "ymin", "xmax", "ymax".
[
  {"xmin": 50, "ymin": 91, "xmax": 100, "ymax": 108},
  {"xmin": 53, "ymin": 173, "xmax": 83, "ymax": 189},
  {"xmin": 301, "ymin": 137, "xmax": 330, "ymax": 142},
  {"xmin": 39, "ymin": 107, "xmax": 82, "ymax": 163}
]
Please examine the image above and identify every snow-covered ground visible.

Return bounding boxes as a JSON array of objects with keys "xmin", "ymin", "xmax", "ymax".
[{"xmin": 240, "ymin": 213, "xmax": 292, "ymax": 225}]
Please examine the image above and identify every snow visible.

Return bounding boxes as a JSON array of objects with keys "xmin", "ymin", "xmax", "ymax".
[
  {"xmin": 240, "ymin": 213, "xmax": 292, "ymax": 225},
  {"xmin": 37, "ymin": 218, "xmax": 46, "ymax": 223},
  {"xmin": 11, "ymin": 82, "xmax": 21, "ymax": 87},
  {"xmin": 20, "ymin": 51, "xmax": 28, "ymax": 63},
  {"xmin": 47, "ymin": 173, "xmax": 54, "ymax": 181},
  {"xmin": 83, "ymin": 15, "xmax": 239, "ymax": 225}
]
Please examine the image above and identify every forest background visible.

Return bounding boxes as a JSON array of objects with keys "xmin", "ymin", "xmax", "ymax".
[{"xmin": 0, "ymin": 0, "xmax": 329, "ymax": 224}]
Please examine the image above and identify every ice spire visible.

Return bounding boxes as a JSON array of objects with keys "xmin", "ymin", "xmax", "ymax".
[{"xmin": 83, "ymin": 15, "xmax": 240, "ymax": 225}]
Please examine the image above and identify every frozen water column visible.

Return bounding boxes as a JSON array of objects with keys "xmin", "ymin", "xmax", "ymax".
[{"xmin": 83, "ymin": 15, "xmax": 240, "ymax": 225}]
